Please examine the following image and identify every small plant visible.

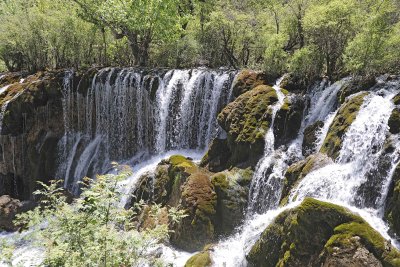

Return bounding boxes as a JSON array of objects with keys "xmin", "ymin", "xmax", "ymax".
[{"xmin": 2, "ymin": 164, "xmax": 186, "ymax": 267}]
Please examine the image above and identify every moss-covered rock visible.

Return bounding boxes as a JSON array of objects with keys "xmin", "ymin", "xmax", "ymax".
[
  {"xmin": 389, "ymin": 108, "xmax": 400, "ymax": 135},
  {"xmin": 280, "ymin": 73, "xmax": 308, "ymax": 93},
  {"xmin": 247, "ymin": 198, "xmax": 400, "ymax": 267},
  {"xmin": 274, "ymin": 95, "xmax": 305, "ymax": 147},
  {"xmin": 184, "ymin": 249, "xmax": 212, "ymax": 267},
  {"xmin": 320, "ymin": 93, "xmax": 368, "ymax": 159},
  {"xmin": 211, "ymin": 168, "xmax": 253, "ymax": 234},
  {"xmin": 280, "ymin": 153, "xmax": 333, "ymax": 205},
  {"xmin": 216, "ymin": 85, "xmax": 278, "ymax": 168},
  {"xmin": 385, "ymin": 162, "xmax": 400, "ymax": 240},
  {"xmin": 302, "ymin": 121, "xmax": 324, "ymax": 157},
  {"xmin": 338, "ymin": 76, "xmax": 376, "ymax": 104},
  {"xmin": 171, "ymin": 171, "xmax": 217, "ymax": 252},
  {"xmin": 232, "ymin": 70, "xmax": 273, "ymax": 97},
  {"xmin": 200, "ymin": 138, "xmax": 231, "ymax": 172}
]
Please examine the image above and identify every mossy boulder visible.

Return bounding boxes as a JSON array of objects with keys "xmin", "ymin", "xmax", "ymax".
[
  {"xmin": 385, "ymin": 162, "xmax": 400, "ymax": 239},
  {"xmin": 184, "ymin": 249, "xmax": 212, "ymax": 267},
  {"xmin": 280, "ymin": 73, "xmax": 308, "ymax": 93},
  {"xmin": 0, "ymin": 195, "xmax": 35, "ymax": 231},
  {"xmin": 302, "ymin": 121, "xmax": 324, "ymax": 157},
  {"xmin": 216, "ymin": 85, "xmax": 278, "ymax": 168},
  {"xmin": 170, "ymin": 171, "xmax": 217, "ymax": 252},
  {"xmin": 232, "ymin": 70, "xmax": 273, "ymax": 97},
  {"xmin": 132, "ymin": 155, "xmax": 197, "ymax": 207},
  {"xmin": 211, "ymin": 168, "xmax": 253, "ymax": 234},
  {"xmin": 338, "ymin": 76, "xmax": 376, "ymax": 104},
  {"xmin": 280, "ymin": 153, "xmax": 333, "ymax": 205},
  {"xmin": 274, "ymin": 95, "xmax": 305, "ymax": 147},
  {"xmin": 389, "ymin": 108, "xmax": 400, "ymax": 135},
  {"xmin": 320, "ymin": 93, "xmax": 368, "ymax": 159},
  {"xmin": 247, "ymin": 198, "xmax": 400, "ymax": 267},
  {"xmin": 200, "ymin": 138, "xmax": 231, "ymax": 172}
]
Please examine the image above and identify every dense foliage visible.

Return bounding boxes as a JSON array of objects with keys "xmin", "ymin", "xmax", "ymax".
[
  {"xmin": 0, "ymin": 165, "xmax": 186, "ymax": 266},
  {"xmin": 0, "ymin": 0, "xmax": 399, "ymax": 80}
]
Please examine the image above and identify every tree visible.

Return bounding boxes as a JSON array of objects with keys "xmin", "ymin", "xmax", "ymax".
[
  {"xmin": 303, "ymin": 0, "xmax": 356, "ymax": 78},
  {"xmin": 73, "ymin": 0, "xmax": 194, "ymax": 66}
]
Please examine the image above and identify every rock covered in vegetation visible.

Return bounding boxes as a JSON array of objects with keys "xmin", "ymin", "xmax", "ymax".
[
  {"xmin": 247, "ymin": 198, "xmax": 400, "ymax": 267},
  {"xmin": 273, "ymin": 94, "xmax": 305, "ymax": 147},
  {"xmin": 280, "ymin": 153, "xmax": 333, "ymax": 205},
  {"xmin": 385, "ymin": 162, "xmax": 400, "ymax": 240},
  {"xmin": 389, "ymin": 108, "xmax": 400, "ymax": 135},
  {"xmin": 302, "ymin": 121, "xmax": 324, "ymax": 156},
  {"xmin": 211, "ymin": 168, "xmax": 253, "ymax": 234},
  {"xmin": 211, "ymin": 85, "xmax": 278, "ymax": 168},
  {"xmin": 184, "ymin": 247, "xmax": 213, "ymax": 267},
  {"xmin": 320, "ymin": 92, "xmax": 368, "ymax": 159},
  {"xmin": 280, "ymin": 73, "xmax": 308, "ymax": 93},
  {"xmin": 232, "ymin": 70, "xmax": 273, "ymax": 97},
  {"xmin": 200, "ymin": 138, "xmax": 231, "ymax": 172}
]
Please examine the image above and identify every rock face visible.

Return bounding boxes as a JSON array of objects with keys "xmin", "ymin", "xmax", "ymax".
[
  {"xmin": 0, "ymin": 71, "xmax": 67, "ymax": 200},
  {"xmin": 320, "ymin": 92, "xmax": 368, "ymax": 159},
  {"xmin": 247, "ymin": 198, "xmax": 400, "ymax": 267},
  {"xmin": 338, "ymin": 76, "xmax": 376, "ymax": 104}
]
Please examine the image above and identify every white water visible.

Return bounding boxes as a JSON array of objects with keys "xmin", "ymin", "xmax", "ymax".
[{"xmin": 57, "ymin": 68, "xmax": 236, "ymax": 194}]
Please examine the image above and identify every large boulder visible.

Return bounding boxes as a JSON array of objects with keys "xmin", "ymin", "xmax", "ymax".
[
  {"xmin": 389, "ymin": 108, "xmax": 400, "ymax": 135},
  {"xmin": 200, "ymin": 138, "xmax": 231, "ymax": 172},
  {"xmin": 232, "ymin": 70, "xmax": 273, "ymax": 97},
  {"xmin": 274, "ymin": 95, "xmax": 305, "ymax": 147},
  {"xmin": 320, "ymin": 92, "xmax": 368, "ymax": 159},
  {"xmin": 184, "ymin": 248, "xmax": 212, "ymax": 267},
  {"xmin": 280, "ymin": 153, "xmax": 333, "ymax": 205},
  {"xmin": 209, "ymin": 85, "xmax": 278, "ymax": 169},
  {"xmin": 302, "ymin": 120, "xmax": 324, "ymax": 157},
  {"xmin": 247, "ymin": 198, "xmax": 400, "ymax": 267},
  {"xmin": 211, "ymin": 168, "xmax": 253, "ymax": 234},
  {"xmin": 170, "ymin": 172, "xmax": 217, "ymax": 251}
]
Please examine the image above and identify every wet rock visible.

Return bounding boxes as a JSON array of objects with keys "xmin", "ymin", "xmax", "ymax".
[
  {"xmin": 0, "ymin": 195, "xmax": 34, "ymax": 231},
  {"xmin": 216, "ymin": 85, "xmax": 278, "ymax": 168},
  {"xmin": 302, "ymin": 121, "xmax": 324, "ymax": 156},
  {"xmin": 184, "ymin": 248, "xmax": 212, "ymax": 267},
  {"xmin": 247, "ymin": 198, "xmax": 400, "ymax": 267},
  {"xmin": 384, "ymin": 162, "xmax": 400, "ymax": 240},
  {"xmin": 200, "ymin": 138, "xmax": 231, "ymax": 172},
  {"xmin": 320, "ymin": 92, "xmax": 368, "ymax": 159},
  {"xmin": 280, "ymin": 153, "xmax": 333, "ymax": 205},
  {"xmin": 388, "ymin": 108, "xmax": 400, "ymax": 135},
  {"xmin": 170, "ymin": 171, "xmax": 217, "ymax": 252},
  {"xmin": 211, "ymin": 168, "xmax": 253, "ymax": 235},
  {"xmin": 338, "ymin": 76, "xmax": 376, "ymax": 104},
  {"xmin": 232, "ymin": 70, "xmax": 273, "ymax": 97},
  {"xmin": 280, "ymin": 73, "xmax": 308, "ymax": 93},
  {"xmin": 274, "ymin": 95, "xmax": 305, "ymax": 147}
]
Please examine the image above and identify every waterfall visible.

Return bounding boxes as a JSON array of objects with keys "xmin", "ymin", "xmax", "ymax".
[{"xmin": 58, "ymin": 68, "xmax": 237, "ymax": 194}]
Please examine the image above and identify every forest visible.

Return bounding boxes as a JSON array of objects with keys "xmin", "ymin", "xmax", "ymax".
[{"xmin": 1, "ymin": 0, "xmax": 400, "ymax": 83}]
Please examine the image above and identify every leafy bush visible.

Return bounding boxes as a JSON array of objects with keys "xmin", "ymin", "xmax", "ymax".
[{"xmin": 1, "ymin": 164, "xmax": 186, "ymax": 267}]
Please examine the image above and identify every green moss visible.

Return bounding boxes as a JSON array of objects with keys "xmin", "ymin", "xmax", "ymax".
[
  {"xmin": 184, "ymin": 251, "xmax": 212, "ymax": 267},
  {"xmin": 169, "ymin": 155, "xmax": 195, "ymax": 168},
  {"xmin": 320, "ymin": 92, "xmax": 368, "ymax": 159},
  {"xmin": 247, "ymin": 198, "xmax": 400, "ymax": 267}
]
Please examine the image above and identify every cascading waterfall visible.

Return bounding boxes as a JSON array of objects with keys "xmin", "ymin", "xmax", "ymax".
[{"xmin": 57, "ymin": 68, "xmax": 236, "ymax": 194}]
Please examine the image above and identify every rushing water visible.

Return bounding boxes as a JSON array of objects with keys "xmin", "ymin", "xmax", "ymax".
[
  {"xmin": 57, "ymin": 68, "xmax": 236, "ymax": 194},
  {"xmin": 2, "ymin": 72, "xmax": 400, "ymax": 266}
]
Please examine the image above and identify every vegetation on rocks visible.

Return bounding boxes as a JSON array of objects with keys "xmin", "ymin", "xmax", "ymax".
[
  {"xmin": 385, "ymin": 163, "xmax": 400, "ymax": 239},
  {"xmin": 320, "ymin": 92, "xmax": 368, "ymax": 159},
  {"xmin": 247, "ymin": 198, "xmax": 400, "ymax": 267}
]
